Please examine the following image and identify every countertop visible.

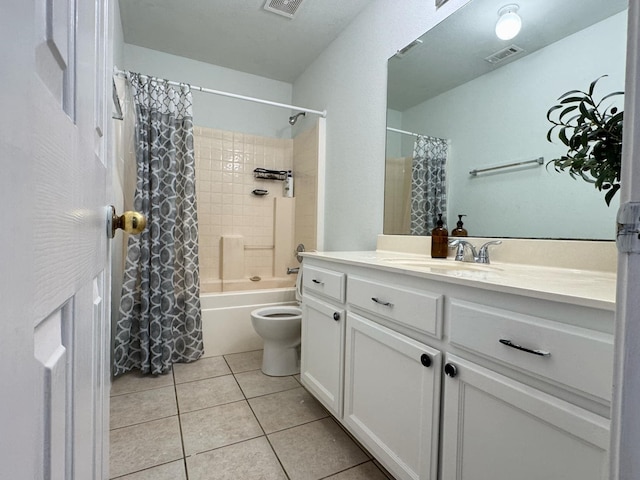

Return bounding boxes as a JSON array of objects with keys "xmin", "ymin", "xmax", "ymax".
[{"xmin": 302, "ymin": 250, "xmax": 617, "ymax": 311}]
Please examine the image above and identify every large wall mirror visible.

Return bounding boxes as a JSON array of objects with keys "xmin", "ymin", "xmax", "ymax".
[{"xmin": 385, "ymin": 0, "xmax": 627, "ymax": 239}]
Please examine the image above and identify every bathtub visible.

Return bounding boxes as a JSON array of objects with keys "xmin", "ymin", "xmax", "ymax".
[{"xmin": 200, "ymin": 287, "xmax": 297, "ymax": 357}]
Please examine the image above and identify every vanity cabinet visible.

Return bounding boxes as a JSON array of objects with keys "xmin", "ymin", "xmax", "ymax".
[
  {"xmin": 344, "ymin": 312, "xmax": 441, "ymax": 480},
  {"xmin": 440, "ymin": 354, "xmax": 610, "ymax": 480},
  {"xmin": 300, "ymin": 254, "xmax": 614, "ymax": 480}
]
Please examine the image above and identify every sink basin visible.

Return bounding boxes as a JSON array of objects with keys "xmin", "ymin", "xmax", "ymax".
[{"xmin": 380, "ymin": 258, "xmax": 501, "ymax": 272}]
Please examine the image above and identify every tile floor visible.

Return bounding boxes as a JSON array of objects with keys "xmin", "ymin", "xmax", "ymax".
[{"xmin": 109, "ymin": 350, "xmax": 393, "ymax": 480}]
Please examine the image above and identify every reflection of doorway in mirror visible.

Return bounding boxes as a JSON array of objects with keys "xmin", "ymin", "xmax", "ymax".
[{"xmin": 384, "ymin": 156, "xmax": 412, "ymax": 234}]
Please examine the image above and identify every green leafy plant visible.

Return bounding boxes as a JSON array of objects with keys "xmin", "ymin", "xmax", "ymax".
[{"xmin": 546, "ymin": 75, "xmax": 624, "ymax": 206}]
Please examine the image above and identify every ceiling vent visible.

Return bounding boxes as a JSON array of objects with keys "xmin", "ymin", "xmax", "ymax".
[
  {"xmin": 394, "ymin": 39, "xmax": 423, "ymax": 59},
  {"xmin": 484, "ymin": 44, "xmax": 525, "ymax": 64},
  {"xmin": 264, "ymin": 0, "xmax": 304, "ymax": 19}
]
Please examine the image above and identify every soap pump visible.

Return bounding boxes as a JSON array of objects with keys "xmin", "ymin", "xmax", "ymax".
[
  {"xmin": 430, "ymin": 213, "xmax": 448, "ymax": 258},
  {"xmin": 452, "ymin": 214, "xmax": 468, "ymax": 237}
]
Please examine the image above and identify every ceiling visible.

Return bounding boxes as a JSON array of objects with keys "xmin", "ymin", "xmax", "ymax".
[
  {"xmin": 118, "ymin": 0, "xmax": 375, "ymax": 83},
  {"xmin": 387, "ymin": 0, "xmax": 628, "ymax": 111}
]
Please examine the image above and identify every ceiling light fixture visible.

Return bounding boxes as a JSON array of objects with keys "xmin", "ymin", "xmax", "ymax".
[{"xmin": 495, "ymin": 4, "xmax": 522, "ymax": 41}]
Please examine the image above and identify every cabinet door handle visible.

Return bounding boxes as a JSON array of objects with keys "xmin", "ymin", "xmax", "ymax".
[
  {"xmin": 499, "ymin": 339, "xmax": 551, "ymax": 357},
  {"xmin": 371, "ymin": 297, "xmax": 393, "ymax": 307},
  {"xmin": 420, "ymin": 353, "xmax": 431, "ymax": 368},
  {"xmin": 312, "ymin": 279, "xmax": 324, "ymax": 285},
  {"xmin": 444, "ymin": 363, "xmax": 458, "ymax": 378},
  {"xmin": 333, "ymin": 312, "xmax": 341, "ymax": 321}
]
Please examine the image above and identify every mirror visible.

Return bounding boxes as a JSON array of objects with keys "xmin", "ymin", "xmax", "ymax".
[{"xmin": 385, "ymin": 0, "xmax": 627, "ymax": 239}]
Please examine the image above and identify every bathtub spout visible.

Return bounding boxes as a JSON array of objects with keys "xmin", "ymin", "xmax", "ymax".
[{"xmin": 287, "ymin": 267, "xmax": 300, "ymax": 275}]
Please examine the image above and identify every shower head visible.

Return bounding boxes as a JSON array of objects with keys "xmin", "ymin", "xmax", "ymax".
[{"xmin": 289, "ymin": 112, "xmax": 306, "ymax": 125}]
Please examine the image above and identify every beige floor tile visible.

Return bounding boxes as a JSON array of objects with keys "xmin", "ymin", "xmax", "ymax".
[
  {"xmin": 180, "ymin": 400, "xmax": 263, "ymax": 455},
  {"xmin": 176, "ymin": 375, "xmax": 244, "ymax": 413},
  {"xmin": 186, "ymin": 437, "xmax": 286, "ymax": 480},
  {"xmin": 324, "ymin": 461, "xmax": 389, "ymax": 479},
  {"xmin": 111, "ymin": 371, "xmax": 174, "ymax": 396},
  {"xmin": 109, "ymin": 416, "xmax": 183, "ymax": 478},
  {"xmin": 110, "ymin": 386, "xmax": 177, "ymax": 429},
  {"xmin": 112, "ymin": 460, "xmax": 186, "ymax": 480},
  {"xmin": 268, "ymin": 418, "xmax": 368, "ymax": 480},
  {"xmin": 223, "ymin": 350, "xmax": 263, "ymax": 373},
  {"xmin": 173, "ymin": 356, "xmax": 231, "ymax": 384},
  {"xmin": 234, "ymin": 369, "xmax": 299, "ymax": 398},
  {"xmin": 248, "ymin": 386, "xmax": 328, "ymax": 433}
]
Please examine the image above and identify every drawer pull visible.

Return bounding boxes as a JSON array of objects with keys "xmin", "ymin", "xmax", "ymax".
[
  {"xmin": 311, "ymin": 279, "xmax": 324, "ymax": 285},
  {"xmin": 371, "ymin": 297, "xmax": 393, "ymax": 307},
  {"xmin": 499, "ymin": 339, "xmax": 551, "ymax": 357},
  {"xmin": 333, "ymin": 312, "xmax": 341, "ymax": 321}
]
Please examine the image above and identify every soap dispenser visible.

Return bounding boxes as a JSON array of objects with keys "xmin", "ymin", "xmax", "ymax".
[
  {"xmin": 431, "ymin": 213, "xmax": 449, "ymax": 258},
  {"xmin": 452, "ymin": 214, "xmax": 468, "ymax": 237}
]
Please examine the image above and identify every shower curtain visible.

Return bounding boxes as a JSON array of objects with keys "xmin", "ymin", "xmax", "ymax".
[
  {"xmin": 410, "ymin": 135, "xmax": 448, "ymax": 235},
  {"xmin": 114, "ymin": 73, "xmax": 204, "ymax": 376}
]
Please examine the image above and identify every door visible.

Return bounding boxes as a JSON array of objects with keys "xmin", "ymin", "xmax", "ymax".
[
  {"xmin": 300, "ymin": 295, "xmax": 345, "ymax": 417},
  {"xmin": 0, "ymin": 1, "xmax": 110, "ymax": 479},
  {"xmin": 344, "ymin": 313, "xmax": 441, "ymax": 480},
  {"xmin": 441, "ymin": 354, "xmax": 610, "ymax": 480},
  {"xmin": 611, "ymin": 0, "xmax": 640, "ymax": 477}
]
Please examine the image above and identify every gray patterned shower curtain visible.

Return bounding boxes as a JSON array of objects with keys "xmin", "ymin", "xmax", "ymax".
[
  {"xmin": 410, "ymin": 135, "xmax": 448, "ymax": 235},
  {"xmin": 114, "ymin": 73, "xmax": 204, "ymax": 376}
]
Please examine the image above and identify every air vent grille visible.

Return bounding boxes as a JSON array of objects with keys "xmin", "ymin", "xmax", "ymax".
[
  {"xmin": 394, "ymin": 39, "xmax": 423, "ymax": 59},
  {"xmin": 484, "ymin": 44, "xmax": 525, "ymax": 64},
  {"xmin": 264, "ymin": 0, "xmax": 304, "ymax": 19}
]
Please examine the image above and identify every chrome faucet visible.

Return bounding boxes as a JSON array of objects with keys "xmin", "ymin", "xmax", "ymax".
[
  {"xmin": 449, "ymin": 239, "xmax": 502, "ymax": 264},
  {"xmin": 449, "ymin": 239, "xmax": 477, "ymax": 262}
]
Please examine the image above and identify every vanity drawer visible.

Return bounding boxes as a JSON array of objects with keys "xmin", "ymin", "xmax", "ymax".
[
  {"xmin": 303, "ymin": 265, "xmax": 346, "ymax": 303},
  {"xmin": 347, "ymin": 275, "xmax": 442, "ymax": 338},
  {"xmin": 449, "ymin": 299, "xmax": 613, "ymax": 402}
]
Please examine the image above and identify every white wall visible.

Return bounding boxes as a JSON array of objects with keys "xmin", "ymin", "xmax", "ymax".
[
  {"xmin": 122, "ymin": 44, "xmax": 294, "ymax": 138},
  {"xmin": 293, "ymin": 0, "xmax": 470, "ymax": 250},
  {"xmin": 401, "ymin": 12, "xmax": 626, "ymax": 239}
]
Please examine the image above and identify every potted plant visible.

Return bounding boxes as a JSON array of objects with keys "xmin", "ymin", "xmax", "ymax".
[{"xmin": 546, "ymin": 75, "xmax": 624, "ymax": 206}]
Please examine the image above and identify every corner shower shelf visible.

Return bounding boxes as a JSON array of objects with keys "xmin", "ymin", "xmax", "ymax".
[{"xmin": 254, "ymin": 168, "xmax": 287, "ymax": 181}]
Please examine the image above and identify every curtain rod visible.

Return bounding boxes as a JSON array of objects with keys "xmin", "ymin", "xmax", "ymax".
[
  {"xmin": 386, "ymin": 126, "xmax": 422, "ymax": 137},
  {"xmin": 113, "ymin": 68, "xmax": 327, "ymax": 118}
]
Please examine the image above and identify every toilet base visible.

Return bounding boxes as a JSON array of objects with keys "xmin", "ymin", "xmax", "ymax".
[{"xmin": 261, "ymin": 343, "xmax": 300, "ymax": 376}]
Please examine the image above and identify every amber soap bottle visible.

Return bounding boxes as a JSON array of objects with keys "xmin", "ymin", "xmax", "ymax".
[
  {"xmin": 452, "ymin": 214, "xmax": 468, "ymax": 237},
  {"xmin": 431, "ymin": 213, "xmax": 449, "ymax": 258}
]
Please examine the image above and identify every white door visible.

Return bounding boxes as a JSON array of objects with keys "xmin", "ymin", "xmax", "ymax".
[
  {"xmin": 441, "ymin": 354, "xmax": 610, "ymax": 480},
  {"xmin": 344, "ymin": 313, "xmax": 441, "ymax": 480},
  {"xmin": 0, "ymin": 1, "xmax": 110, "ymax": 479},
  {"xmin": 610, "ymin": 0, "xmax": 640, "ymax": 477}
]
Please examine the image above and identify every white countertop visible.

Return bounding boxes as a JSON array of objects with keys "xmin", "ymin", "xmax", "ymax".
[{"xmin": 303, "ymin": 250, "xmax": 617, "ymax": 311}]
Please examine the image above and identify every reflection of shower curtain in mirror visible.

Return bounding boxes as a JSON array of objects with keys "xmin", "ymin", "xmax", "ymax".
[{"xmin": 410, "ymin": 135, "xmax": 448, "ymax": 235}]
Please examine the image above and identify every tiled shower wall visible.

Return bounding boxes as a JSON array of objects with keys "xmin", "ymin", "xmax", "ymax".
[{"xmin": 193, "ymin": 126, "xmax": 293, "ymax": 292}]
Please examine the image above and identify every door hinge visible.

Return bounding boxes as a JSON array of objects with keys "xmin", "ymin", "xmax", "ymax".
[{"xmin": 616, "ymin": 202, "xmax": 640, "ymax": 253}]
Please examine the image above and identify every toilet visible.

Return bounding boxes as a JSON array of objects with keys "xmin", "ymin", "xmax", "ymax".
[{"xmin": 250, "ymin": 273, "xmax": 302, "ymax": 376}]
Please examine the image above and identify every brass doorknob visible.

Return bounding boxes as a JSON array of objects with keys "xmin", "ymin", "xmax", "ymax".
[{"xmin": 108, "ymin": 205, "xmax": 146, "ymax": 238}]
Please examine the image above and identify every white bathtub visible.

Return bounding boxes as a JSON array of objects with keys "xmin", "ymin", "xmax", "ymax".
[{"xmin": 200, "ymin": 288, "xmax": 297, "ymax": 357}]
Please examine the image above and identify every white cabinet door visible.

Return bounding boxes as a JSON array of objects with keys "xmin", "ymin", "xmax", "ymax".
[
  {"xmin": 301, "ymin": 295, "xmax": 345, "ymax": 417},
  {"xmin": 441, "ymin": 354, "xmax": 610, "ymax": 480},
  {"xmin": 344, "ymin": 313, "xmax": 441, "ymax": 480}
]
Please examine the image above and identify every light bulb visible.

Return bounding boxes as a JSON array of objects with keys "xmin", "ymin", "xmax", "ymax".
[{"xmin": 495, "ymin": 5, "xmax": 522, "ymax": 41}]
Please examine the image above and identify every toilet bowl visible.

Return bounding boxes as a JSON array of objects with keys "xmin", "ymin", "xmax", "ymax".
[
  {"xmin": 251, "ymin": 305, "xmax": 302, "ymax": 376},
  {"xmin": 250, "ymin": 272, "xmax": 303, "ymax": 376}
]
